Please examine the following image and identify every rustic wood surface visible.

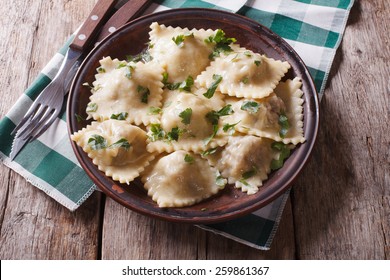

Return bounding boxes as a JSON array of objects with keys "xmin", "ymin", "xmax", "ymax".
[{"xmin": 0, "ymin": 0, "xmax": 388, "ymax": 260}]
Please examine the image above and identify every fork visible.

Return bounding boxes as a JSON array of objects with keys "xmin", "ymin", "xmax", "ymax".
[{"xmin": 11, "ymin": 0, "xmax": 118, "ymax": 143}]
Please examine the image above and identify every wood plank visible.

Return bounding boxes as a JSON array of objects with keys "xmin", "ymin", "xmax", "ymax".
[
  {"xmin": 0, "ymin": 0, "xmax": 101, "ymax": 260},
  {"xmin": 101, "ymin": 197, "xmax": 203, "ymax": 259},
  {"xmin": 292, "ymin": 0, "xmax": 390, "ymax": 259}
]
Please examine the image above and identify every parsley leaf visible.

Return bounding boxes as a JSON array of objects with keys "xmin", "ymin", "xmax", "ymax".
[
  {"xmin": 206, "ymin": 104, "xmax": 234, "ymax": 125},
  {"xmin": 88, "ymin": 135, "xmax": 107, "ymax": 150},
  {"xmin": 215, "ymin": 171, "xmax": 226, "ymax": 187},
  {"xmin": 254, "ymin": 60, "xmax": 261, "ymax": 66},
  {"xmin": 240, "ymin": 101, "xmax": 260, "ymax": 114},
  {"xmin": 203, "ymin": 74, "xmax": 223, "ymax": 99},
  {"xmin": 204, "ymin": 124, "xmax": 219, "ymax": 145},
  {"xmin": 222, "ymin": 121, "xmax": 240, "ymax": 133},
  {"xmin": 162, "ymin": 72, "xmax": 169, "ymax": 85},
  {"xmin": 172, "ymin": 33, "xmax": 194, "ymax": 47},
  {"xmin": 86, "ymin": 103, "xmax": 98, "ymax": 113},
  {"xmin": 205, "ymin": 29, "xmax": 237, "ymax": 59},
  {"xmin": 148, "ymin": 107, "xmax": 162, "ymax": 115},
  {"xmin": 165, "ymin": 76, "xmax": 194, "ymax": 92},
  {"xmin": 179, "ymin": 108, "xmax": 192, "ymax": 125},
  {"xmin": 109, "ymin": 138, "xmax": 131, "ymax": 151},
  {"xmin": 137, "ymin": 85, "xmax": 150, "ymax": 104},
  {"xmin": 148, "ymin": 124, "xmax": 165, "ymax": 142},
  {"xmin": 201, "ymin": 147, "xmax": 218, "ymax": 157},
  {"xmin": 184, "ymin": 154, "xmax": 195, "ymax": 164},
  {"xmin": 75, "ymin": 114, "xmax": 85, "ymax": 123},
  {"xmin": 271, "ymin": 142, "xmax": 291, "ymax": 170},
  {"xmin": 278, "ymin": 112, "xmax": 290, "ymax": 138},
  {"xmin": 166, "ymin": 127, "xmax": 181, "ymax": 141},
  {"xmin": 110, "ymin": 112, "xmax": 128, "ymax": 120},
  {"xmin": 239, "ymin": 167, "xmax": 257, "ymax": 186}
]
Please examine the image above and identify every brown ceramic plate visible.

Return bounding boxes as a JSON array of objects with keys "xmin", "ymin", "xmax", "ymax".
[{"xmin": 67, "ymin": 8, "xmax": 319, "ymax": 224}]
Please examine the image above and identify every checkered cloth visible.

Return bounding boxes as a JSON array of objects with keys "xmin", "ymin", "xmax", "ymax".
[{"xmin": 0, "ymin": 0, "xmax": 354, "ymax": 250}]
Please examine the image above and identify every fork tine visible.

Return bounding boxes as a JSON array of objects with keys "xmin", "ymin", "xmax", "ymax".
[
  {"xmin": 11, "ymin": 104, "xmax": 40, "ymax": 135},
  {"xmin": 28, "ymin": 108, "xmax": 60, "ymax": 140},
  {"xmin": 17, "ymin": 105, "xmax": 49, "ymax": 139}
]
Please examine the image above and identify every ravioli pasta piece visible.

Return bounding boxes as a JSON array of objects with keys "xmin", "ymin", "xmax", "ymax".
[
  {"xmin": 148, "ymin": 22, "xmax": 215, "ymax": 82},
  {"xmin": 222, "ymin": 94, "xmax": 288, "ymax": 141},
  {"xmin": 273, "ymin": 77, "xmax": 305, "ymax": 144},
  {"xmin": 141, "ymin": 150, "xmax": 226, "ymax": 207},
  {"xmin": 196, "ymin": 47, "xmax": 290, "ymax": 99},
  {"xmin": 71, "ymin": 119, "xmax": 155, "ymax": 184},
  {"xmin": 147, "ymin": 92, "xmax": 227, "ymax": 153},
  {"xmin": 87, "ymin": 56, "xmax": 164, "ymax": 126},
  {"xmin": 216, "ymin": 135, "xmax": 277, "ymax": 194}
]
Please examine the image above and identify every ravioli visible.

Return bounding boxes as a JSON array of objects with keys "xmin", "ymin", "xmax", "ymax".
[
  {"xmin": 149, "ymin": 22, "xmax": 215, "ymax": 83},
  {"xmin": 86, "ymin": 57, "xmax": 164, "ymax": 126},
  {"xmin": 196, "ymin": 46, "xmax": 290, "ymax": 99},
  {"xmin": 71, "ymin": 119, "xmax": 155, "ymax": 184},
  {"xmin": 216, "ymin": 135, "xmax": 277, "ymax": 194},
  {"xmin": 146, "ymin": 90, "xmax": 228, "ymax": 153},
  {"xmin": 141, "ymin": 150, "xmax": 226, "ymax": 207}
]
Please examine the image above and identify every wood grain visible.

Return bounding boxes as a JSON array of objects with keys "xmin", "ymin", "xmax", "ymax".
[
  {"xmin": 0, "ymin": 0, "xmax": 388, "ymax": 260},
  {"xmin": 292, "ymin": 0, "xmax": 390, "ymax": 259}
]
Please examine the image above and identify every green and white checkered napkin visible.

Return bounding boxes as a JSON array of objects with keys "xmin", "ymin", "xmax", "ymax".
[{"xmin": 0, "ymin": 0, "xmax": 354, "ymax": 250}]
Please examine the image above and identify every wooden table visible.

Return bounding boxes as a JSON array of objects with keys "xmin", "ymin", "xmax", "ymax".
[{"xmin": 0, "ymin": 0, "xmax": 388, "ymax": 260}]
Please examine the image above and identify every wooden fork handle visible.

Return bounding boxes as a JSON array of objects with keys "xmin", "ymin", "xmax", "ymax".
[
  {"xmin": 70, "ymin": 0, "xmax": 118, "ymax": 51},
  {"xmin": 96, "ymin": 0, "xmax": 152, "ymax": 42}
]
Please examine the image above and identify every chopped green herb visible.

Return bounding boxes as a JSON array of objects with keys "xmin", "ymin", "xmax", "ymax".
[
  {"xmin": 184, "ymin": 154, "xmax": 195, "ymax": 164},
  {"xmin": 165, "ymin": 76, "xmax": 194, "ymax": 92},
  {"xmin": 222, "ymin": 121, "xmax": 240, "ymax": 133},
  {"xmin": 271, "ymin": 142, "xmax": 291, "ymax": 170},
  {"xmin": 278, "ymin": 113, "xmax": 290, "ymax": 138},
  {"xmin": 148, "ymin": 107, "xmax": 162, "ymax": 115},
  {"xmin": 179, "ymin": 108, "xmax": 192, "ymax": 125},
  {"xmin": 86, "ymin": 103, "xmax": 98, "ymax": 113},
  {"xmin": 126, "ymin": 48, "xmax": 153, "ymax": 63},
  {"xmin": 244, "ymin": 50, "xmax": 252, "ymax": 57},
  {"xmin": 110, "ymin": 112, "xmax": 128, "ymax": 120},
  {"xmin": 201, "ymin": 147, "xmax": 218, "ymax": 156},
  {"xmin": 239, "ymin": 167, "xmax": 257, "ymax": 186},
  {"xmin": 148, "ymin": 123, "xmax": 165, "ymax": 142},
  {"xmin": 88, "ymin": 134, "xmax": 107, "ymax": 150},
  {"xmin": 167, "ymin": 127, "xmax": 181, "ymax": 141},
  {"xmin": 75, "ymin": 114, "xmax": 85, "ymax": 123},
  {"xmin": 117, "ymin": 61, "xmax": 128, "ymax": 68},
  {"xmin": 109, "ymin": 138, "xmax": 131, "ymax": 151},
  {"xmin": 216, "ymin": 172, "xmax": 226, "ymax": 187},
  {"xmin": 97, "ymin": 66, "xmax": 105, "ymax": 73},
  {"xmin": 162, "ymin": 72, "xmax": 169, "ymax": 85},
  {"xmin": 124, "ymin": 65, "xmax": 135, "ymax": 79},
  {"xmin": 206, "ymin": 104, "xmax": 234, "ymax": 125},
  {"xmin": 241, "ymin": 77, "xmax": 249, "ymax": 84},
  {"xmin": 137, "ymin": 85, "xmax": 150, "ymax": 104},
  {"xmin": 254, "ymin": 60, "xmax": 261, "ymax": 66},
  {"xmin": 240, "ymin": 101, "xmax": 260, "ymax": 114},
  {"xmin": 203, "ymin": 74, "xmax": 223, "ymax": 99},
  {"xmin": 205, "ymin": 29, "xmax": 237, "ymax": 59},
  {"xmin": 172, "ymin": 33, "xmax": 194, "ymax": 47},
  {"xmin": 204, "ymin": 124, "xmax": 219, "ymax": 145},
  {"xmin": 178, "ymin": 76, "xmax": 194, "ymax": 92}
]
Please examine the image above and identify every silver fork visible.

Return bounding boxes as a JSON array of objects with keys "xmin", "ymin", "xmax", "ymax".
[
  {"xmin": 11, "ymin": 64, "xmax": 70, "ymax": 141},
  {"xmin": 9, "ymin": 0, "xmax": 118, "ymax": 160}
]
